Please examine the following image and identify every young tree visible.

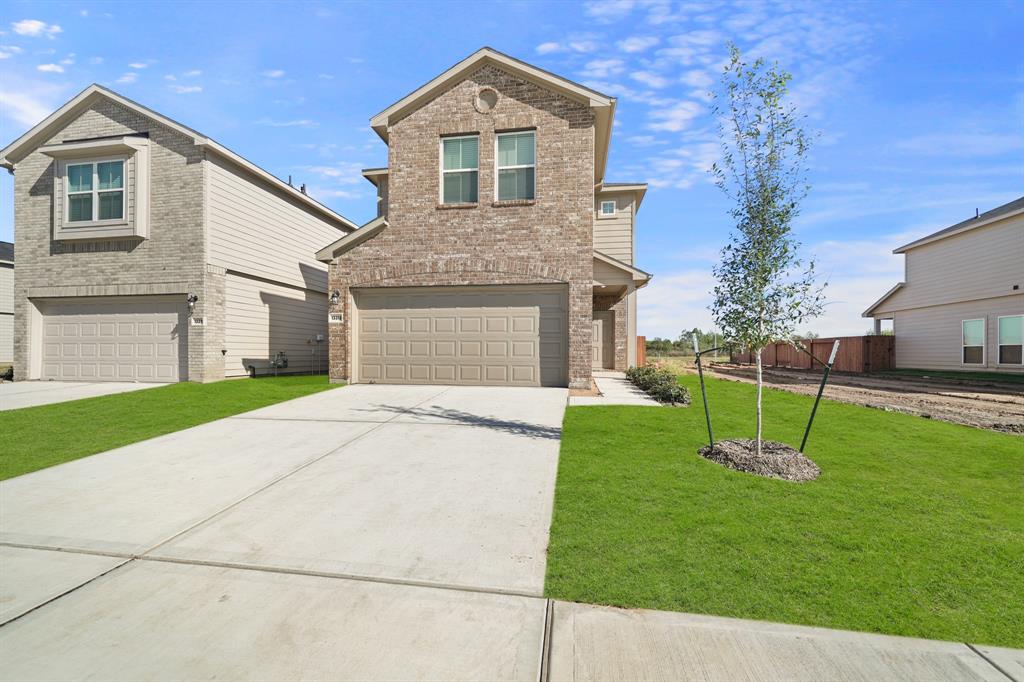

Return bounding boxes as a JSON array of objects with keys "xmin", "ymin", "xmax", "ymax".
[{"xmin": 710, "ymin": 45, "xmax": 826, "ymax": 456}]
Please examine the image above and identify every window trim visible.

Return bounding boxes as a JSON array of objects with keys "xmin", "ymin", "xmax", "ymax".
[
  {"xmin": 439, "ymin": 134, "xmax": 479, "ymax": 205},
  {"xmin": 64, "ymin": 157, "xmax": 128, "ymax": 226},
  {"xmin": 494, "ymin": 130, "xmax": 536, "ymax": 202},
  {"xmin": 996, "ymin": 314, "xmax": 1024, "ymax": 366},
  {"xmin": 961, "ymin": 318, "xmax": 986, "ymax": 366},
  {"xmin": 599, "ymin": 200, "xmax": 616, "ymax": 218}
]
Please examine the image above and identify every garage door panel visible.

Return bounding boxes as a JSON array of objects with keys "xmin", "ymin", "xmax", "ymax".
[
  {"xmin": 38, "ymin": 296, "xmax": 185, "ymax": 382},
  {"xmin": 354, "ymin": 285, "xmax": 567, "ymax": 387}
]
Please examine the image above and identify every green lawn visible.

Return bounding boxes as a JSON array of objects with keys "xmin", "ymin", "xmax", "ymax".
[
  {"xmin": 0, "ymin": 375, "xmax": 340, "ymax": 480},
  {"xmin": 546, "ymin": 374, "xmax": 1024, "ymax": 647},
  {"xmin": 876, "ymin": 368, "xmax": 1024, "ymax": 385}
]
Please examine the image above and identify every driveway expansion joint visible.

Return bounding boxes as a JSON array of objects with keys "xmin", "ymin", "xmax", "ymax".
[{"xmin": 968, "ymin": 643, "xmax": 1020, "ymax": 682}]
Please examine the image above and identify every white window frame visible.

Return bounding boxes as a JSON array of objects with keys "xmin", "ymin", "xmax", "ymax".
[
  {"xmin": 961, "ymin": 318, "xmax": 986, "ymax": 366},
  {"xmin": 996, "ymin": 314, "xmax": 1024, "ymax": 366},
  {"xmin": 65, "ymin": 157, "xmax": 128, "ymax": 225},
  {"xmin": 494, "ymin": 130, "xmax": 536, "ymax": 202},
  {"xmin": 439, "ymin": 134, "xmax": 479, "ymax": 205},
  {"xmin": 599, "ymin": 200, "xmax": 616, "ymax": 218}
]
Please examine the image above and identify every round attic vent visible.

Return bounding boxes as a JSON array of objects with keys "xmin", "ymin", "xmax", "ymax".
[{"xmin": 474, "ymin": 87, "xmax": 499, "ymax": 113}]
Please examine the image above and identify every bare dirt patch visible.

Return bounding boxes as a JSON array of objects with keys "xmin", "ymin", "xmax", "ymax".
[
  {"xmin": 569, "ymin": 379, "xmax": 601, "ymax": 398},
  {"xmin": 701, "ymin": 364, "xmax": 1024, "ymax": 435},
  {"xmin": 699, "ymin": 438, "xmax": 821, "ymax": 481}
]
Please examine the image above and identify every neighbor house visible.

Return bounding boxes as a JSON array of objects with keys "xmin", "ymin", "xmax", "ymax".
[
  {"xmin": 0, "ymin": 85, "xmax": 356, "ymax": 382},
  {"xmin": 0, "ymin": 241, "xmax": 12, "ymax": 366},
  {"xmin": 864, "ymin": 196, "xmax": 1023, "ymax": 373},
  {"xmin": 316, "ymin": 47, "xmax": 652, "ymax": 388}
]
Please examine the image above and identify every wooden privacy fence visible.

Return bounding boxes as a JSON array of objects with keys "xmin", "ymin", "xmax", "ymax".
[
  {"xmin": 636, "ymin": 336, "xmax": 647, "ymax": 366},
  {"xmin": 730, "ymin": 335, "xmax": 894, "ymax": 373}
]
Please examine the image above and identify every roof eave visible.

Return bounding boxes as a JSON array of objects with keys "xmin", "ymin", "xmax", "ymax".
[
  {"xmin": 315, "ymin": 216, "xmax": 388, "ymax": 262},
  {"xmin": 862, "ymin": 282, "xmax": 904, "ymax": 317},
  {"xmin": 893, "ymin": 204, "xmax": 1024, "ymax": 253}
]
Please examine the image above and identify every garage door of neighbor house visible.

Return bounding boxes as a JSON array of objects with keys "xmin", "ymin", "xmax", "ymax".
[
  {"xmin": 38, "ymin": 296, "xmax": 186, "ymax": 382},
  {"xmin": 354, "ymin": 285, "xmax": 567, "ymax": 387}
]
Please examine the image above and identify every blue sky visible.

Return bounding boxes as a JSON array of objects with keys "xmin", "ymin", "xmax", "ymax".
[{"xmin": 1, "ymin": 0, "xmax": 1021, "ymax": 337}]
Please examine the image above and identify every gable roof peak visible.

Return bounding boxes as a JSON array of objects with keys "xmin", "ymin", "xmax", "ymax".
[{"xmin": 369, "ymin": 47, "xmax": 616, "ymax": 182}]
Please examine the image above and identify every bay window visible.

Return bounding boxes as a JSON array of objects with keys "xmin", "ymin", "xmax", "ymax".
[
  {"xmin": 998, "ymin": 315, "xmax": 1023, "ymax": 365},
  {"xmin": 441, "ymin": 135, "xmax": 479, "ymax": 204},
  {"xmin": 962, "ymin": 319, "xmax": 985, "ymax": 365},
  {"xmin": 496, "ymin": 131, "xmax": 535, "ymax": 201}
]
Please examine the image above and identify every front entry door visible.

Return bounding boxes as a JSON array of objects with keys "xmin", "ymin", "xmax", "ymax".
[{"xmin": 592, "ymin": 311, "xmax": 615, "ymax": 369}]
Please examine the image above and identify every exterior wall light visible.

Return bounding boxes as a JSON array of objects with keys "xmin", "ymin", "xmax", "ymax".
[
  {"xmin": 330, "ymin": 290, "xmax": 341, "ymax": 306},
  {"xmin": 186, "ymin": 293, "xmax": 199, "ymax": 312}
]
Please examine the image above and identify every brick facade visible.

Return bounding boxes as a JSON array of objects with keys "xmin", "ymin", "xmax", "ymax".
[
  {"xmin": 593, "ymin": 294, "xmax": 628, "ymax": 371},
  {"xmin": 12, "ymin": 98, "xmax": 223, "ymax": 382},
  {"xmin": 328, "ymin": 64, "xmax": 596, "ymax": 388}
]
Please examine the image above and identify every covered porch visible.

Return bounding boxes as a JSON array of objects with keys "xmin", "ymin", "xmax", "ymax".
[{"xmin": 592, "ymin": 252, "xmax": 651, "ymax": 371}]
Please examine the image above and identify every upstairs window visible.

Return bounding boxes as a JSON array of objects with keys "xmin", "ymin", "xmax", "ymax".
[
  {"xmin": 441, "ymin": 136, "xmax": 479, "ymax": 204},
  {"xmin": 496, "ymin": 131, "xmax": 535, "ymax": 201},
  {"xmin": 67, "ymin": 160, "xmax": 125, "ymax": 222},
  {"xmin": 962, "ymin": 318, "xmax": 985, "ymax": 365},
  {"xmin": 998, "ymin": 315, "xmax": 1023, "ymax": 365},
  {"xmin": 600, "ymin": 200, "xmax": 616, "ymax": 216}
]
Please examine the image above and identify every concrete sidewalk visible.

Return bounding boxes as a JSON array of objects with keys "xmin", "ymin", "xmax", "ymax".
[{"xmin": 569, "ymin": 370, "xmax": 660, "ymax": 406}]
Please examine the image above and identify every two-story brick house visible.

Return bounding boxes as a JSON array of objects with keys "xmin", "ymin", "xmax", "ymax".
[
  {"xmin": 316, "ymin": 48, "xmax": 651, "ymax": 389},
  {"xmin": 0, "ymin": 85, "xmax": 356, "ymax": 382}
]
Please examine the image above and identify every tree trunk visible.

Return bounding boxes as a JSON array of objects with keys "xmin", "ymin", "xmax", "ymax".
[{"xmin": 755, "ymin": 350, "xmax": 763, "ymax": 457}]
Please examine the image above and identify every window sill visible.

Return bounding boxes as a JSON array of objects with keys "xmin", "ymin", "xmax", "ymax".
[
  {"xmin": 63, "ymin": 219, "xmax": 129, "ymax": 229},
  {"xmin": 492, "ymin": 199, "xmax": 536, "ymax": 208},
  {"xmin": 54, "ymin": 222, "xmax": 142, "ymax": 241},
  {"xmin": 437, "ymin": 202, "xmax": 478, "ymax": 210}
]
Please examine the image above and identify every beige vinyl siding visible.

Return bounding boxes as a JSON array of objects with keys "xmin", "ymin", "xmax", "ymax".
[
  {"xmin": 594, "ymin": 194, "xmax": 634, "ymax": 264},
  {"xmin": 892, "ymin": 294, "xmax": 1024, "ymax": 372},
  {"xmin": 224, "ymin": 273, "xmax": 329, "ymax": 377},
  {"xmin": 0, "ymin": 264, "xmax": 12, "ymax": 314},
  {"xmin": 593, "ymin": 258, "xmax": 634, "ymax": 287},
  {"xmin": 206, "ymin": 154, "xmax": 344, "ymax": 294},
  {"xmin": 0, "ymin": 264, "xmax": 12, "ymax": 363},
  {"xmin": 879, "ymin": 215, "xmax": 1023, "ymax": 314}
]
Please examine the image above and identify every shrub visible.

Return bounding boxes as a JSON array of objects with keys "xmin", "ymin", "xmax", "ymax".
[{"xmin": 625, "ymin": 364, "xmax": 691, "ymax": 406}]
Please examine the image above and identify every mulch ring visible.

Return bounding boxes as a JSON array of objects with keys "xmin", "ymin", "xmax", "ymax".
[{"xmin": 698, "ymin": 438, "xmax": 821, "ymax": 482}]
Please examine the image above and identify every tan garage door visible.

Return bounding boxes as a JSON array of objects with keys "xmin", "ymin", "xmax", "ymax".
[
  {"xmin": 38, "ymin": 296, "xmax": 186, "ymax": 382},
  {"xmin": 354, "ymin": 285, "xmax": 567, "ymax": 387}
]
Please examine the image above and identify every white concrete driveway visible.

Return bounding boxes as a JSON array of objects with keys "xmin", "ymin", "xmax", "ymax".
[
  {"xmin": 0, "ymin": 381, "xmax": 159, "ymax": 411},
  {"xmin": 0, "ymin": 384, "xmax": 566, "ymax": 680}
]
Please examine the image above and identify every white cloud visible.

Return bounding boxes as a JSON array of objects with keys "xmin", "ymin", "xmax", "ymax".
[
  {"xmin": 0, "ymin": 45, "xmax": 23, "ymax": 59},
  {"xmin": 60, "ymin": 53, "xmax": 75, "ymax": 65},
  {"xmin": 0, "ymin": 82, "xmax": 59, "ymax": 127},
  {"xmin": 680, "ymin": 69, "xmax": 713, "ymax": 88},
  {"xmin": 306, "ymin": 187, "xmax": 364, "ymax": 200},
  {"xmin": 169, "ymin": 84, "xmax": 202, "ymax": 94},
  {"xmin": 12, "ymin": 19, "xmax": 62, "ymax": 38},
  {"xmin": 299, "ymin": 163, "xmax": 365, "ymax": 184},
  {"xmin": 647, "ymin": 100, "xmax": 702, "ymax": 132},
  {"xmin": 88, "ymin": 56, "xmax": 103, "ymax": 65},
  {"xmin": 317, "ymin": 73, "xmax": 334, "ymax": 80},
  {"xmin": 183, "ymin": 69, "xmax": 202, "ymax": 77},
  {"xmin": 116, "ymin": 72, "xmax": 137, "ymax": 84},
  {"xmin": 580, "ymin": 58, "xmax": 625, "ymax": 79},
  {"xmin": 638, "ymin": 270, "xmax": 718, "ymax": 338},
  {"xmin": 617, "ymin": 36, "xmax": 659, "ymax": 53},
  {"xmin": 79, "ymin": 9, "xmax": 88, "ymax": 17},
  {"xmin": 164, "ymin": 74, "xmax": 176, "ymax": 81},
  {"xmin": 585, "ymin": 0, "xmax": 636, "ymax": 21},
  {"xmin": 261, "ymin": 69, "xmax": 285, "ymax": 78},
  {"xmin": 128, "ymin": 61, "xmax": 148, "ymax": 69},
  {"xmin": 630, "ymin": 70, "xmax": 669, "ymax": 88},
  {"xmin": 895, "ymin": 132, "xmax": 1024, "ymax": 157},
  {"xmin": 255, "ymin": 118, "xmax": 317, "ymax": 127},
  {"xmin": 36, "ymin": 63, "xmax": 63, "ymax": 73},
  {"xmin": 536, "ymin": 40, "xmax": 598, "ymax": 55}
]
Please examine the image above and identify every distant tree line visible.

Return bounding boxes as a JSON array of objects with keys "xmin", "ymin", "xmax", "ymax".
[{"xmin": 646, "ymin": 328, "xmax": 725, "ymax": 356}]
